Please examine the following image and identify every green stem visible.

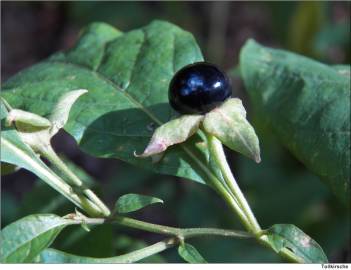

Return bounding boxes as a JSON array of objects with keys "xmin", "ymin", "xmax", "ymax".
[
  {"xmin": 66, "ymin": 215, "xmax": 302, "ymax": 263},
  {"xmin": 207, "ymin": 135, "xmax": 261, "ymax": 234},
  {"xmin": 107, "ymin": 237, "xmax": 178, "ymax": 263},
  {"xmin": 67, "ymin": 215, "xmax": 252, "ymax": 240},
  {"xmin": 43, "ymin": 238, "xmax": 178, "ymax": 263},
  {"xmin": 114, "ymin": 216, "xmax": 252, "ymax": 239},
  {"xmin": 181, "ymin": 144, "xmax": 252, "ymax": 231},
  {"xmin": 42, "ymin": 145, "xmax": 111, "ymax": 217},
  {"xmin": 205, "ymin": 134, "xmax": 302, "ymax": 263},
  {"xmin": 1, "ymin": 137, "xmax": 102, "ymax": 217}
]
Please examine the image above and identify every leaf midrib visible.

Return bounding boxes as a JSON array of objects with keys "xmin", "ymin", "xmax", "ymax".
[
  {"xmin": 49, "ymin": 60, "xmax": 162, "ymax": 126},
  {"xmin": 40, "ymin": 59, "xmax": 215, "ymax": 184}
]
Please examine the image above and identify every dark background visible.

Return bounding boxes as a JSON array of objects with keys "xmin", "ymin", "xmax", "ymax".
[{"xmin": 1, "ymin": 1, "xmax": 350, "ymax": 263}]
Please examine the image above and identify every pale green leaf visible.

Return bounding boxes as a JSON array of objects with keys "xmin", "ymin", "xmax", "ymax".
[
  {"xmin": 49, "ymin": 89, "xmax": 88, "ymax": 136},
  {"xmin": 136, "ymin": 115, "xmax": 203, "ymax": 157},
  {"xmin": 7, "ymin": 109, "xmax": 51, "ymax": 130},
  {"xmin": 203, "ymin": 98, "xmax": 261, "ymax": 163},
  {"xmin": 115, "ymin": 193, "xmax": 163, "ymax": 214}
]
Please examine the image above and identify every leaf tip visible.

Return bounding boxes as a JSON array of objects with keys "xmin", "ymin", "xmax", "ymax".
[
  {"xmin": 133, "ymin": 150, "xmax": 141, "ymax": 157},
  {"xmin": 134, "ymin": 141, "xmax": 167, "ymax": 158},
  {"xmin": 255, "ymin": 155, "xmax": 261, "ymax": 163}
]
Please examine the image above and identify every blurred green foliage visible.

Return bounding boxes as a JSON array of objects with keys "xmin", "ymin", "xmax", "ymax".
[{"xmin": 1, "ymin": 1, "xmax": 350, "ymax": 263}]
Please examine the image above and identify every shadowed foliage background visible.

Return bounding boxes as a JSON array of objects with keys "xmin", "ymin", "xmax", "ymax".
[{"xmin": 1, "ymin": 1, "xmax": 350, "ymax": 263}]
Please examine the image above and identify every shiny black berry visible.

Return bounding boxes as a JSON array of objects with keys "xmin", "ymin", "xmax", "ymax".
[{"xmin": 168, "ymin": 62, "xmax": 232, "ymax": 114}]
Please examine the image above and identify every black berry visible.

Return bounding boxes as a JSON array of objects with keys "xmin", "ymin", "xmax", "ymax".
[{"xmin": 168, "ymin": 62, "xmax": 232, "ymax": 114}]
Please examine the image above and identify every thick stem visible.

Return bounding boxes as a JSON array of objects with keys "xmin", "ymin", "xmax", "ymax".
[
  {"xmin": 42, "ymin": 145, "xmax": 111, "ymax": 217},
  {"xmin": 207, "ymin": 134, "xmax": 261, "ymax": 234}
]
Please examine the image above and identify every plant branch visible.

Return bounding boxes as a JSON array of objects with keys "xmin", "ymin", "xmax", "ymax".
[
  {"xmin": 181, "ymin": 144, "xmax": 252, "ymax": 231},
  {"xmin": 109, "ymin": 237, "xmax": 178, "ymax": 262},
  {"xmin": 205, "ymin": 134, "xmax": 302, "ymax": 263},
  {"xmin": 1, "ymin": 134, "xmax": 103, "ymax": 217},
  {"xmin": 65, "ymin": 214, "xmax": 302, "ymax": 263},
  {"xmin": 42, "ymin": 145, "xmax": 111, "ymax": 217},
  {"xmin": 43, "ymin": 238, "xmax": 179, "ymax": 263},
  {"xmin": 207, "ymin": 134, "xmax": 261, "ymax": 234},
  {"xmin": 66, "ymin": 215, "xmax": 252, "ymax": 240}
]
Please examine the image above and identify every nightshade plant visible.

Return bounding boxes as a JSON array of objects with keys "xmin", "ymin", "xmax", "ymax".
[{"xmin": 1, "ymin": 20, "xmax": 349, "ymax": 263}]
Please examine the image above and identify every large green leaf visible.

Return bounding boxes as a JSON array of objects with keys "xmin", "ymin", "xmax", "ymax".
[
  {"xmin": 265, "ymin": 224, "xmax": 328, "ymax": 263},
  {"xmin": 240, "ymin": 39, "xmax": 350, "ymax": 204},
  {"xmin": 1, "ymin": 21, "xmax": 219, "ymax": 186},
  {"xmin": 0, "ymin": 214, "xmax": 75, "ymax": 263}
]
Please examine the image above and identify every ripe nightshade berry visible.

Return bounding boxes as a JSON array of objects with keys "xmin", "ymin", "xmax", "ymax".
[{"xmin": 169, "ymin": 62, "xmax": 232, "ymax": 114}]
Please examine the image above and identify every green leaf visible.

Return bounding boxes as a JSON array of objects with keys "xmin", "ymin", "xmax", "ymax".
[
  {"xmin": 136, "ymin": 115, "xmax": 203, "ymax": 158},
  {"xmin": 265, "ymin": 224, "xmax": 328, "ymax": 263},
  {"xmin": 203, "ymin": 98, "xmax": 261, "ymax": 163},
  {"xmin": 115, "ymin": 193, "xmax": 163, "ymax": 214},
  {"xmin": 1, "ymin": 21, "xmax": 216, "ymax": 186},
  {"xmin": 178, "ymin": 243, "xmax": 207, "ymax": 263},
  {"xmin": 0, "ymin": 214, "xmax": 75, "ymax": 263},
  {"xmin": 240, "ymin": 39, "xmax": 350, "ymax": 204},
  {"xmin": 36, "ymin": 239, "xmax": 172, "ymax": 263}
]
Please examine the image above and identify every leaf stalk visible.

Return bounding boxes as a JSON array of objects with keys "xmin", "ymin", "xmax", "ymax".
[{"xmin": 41, "ymin": 145, "xmax": 111, "ymax": 217}]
